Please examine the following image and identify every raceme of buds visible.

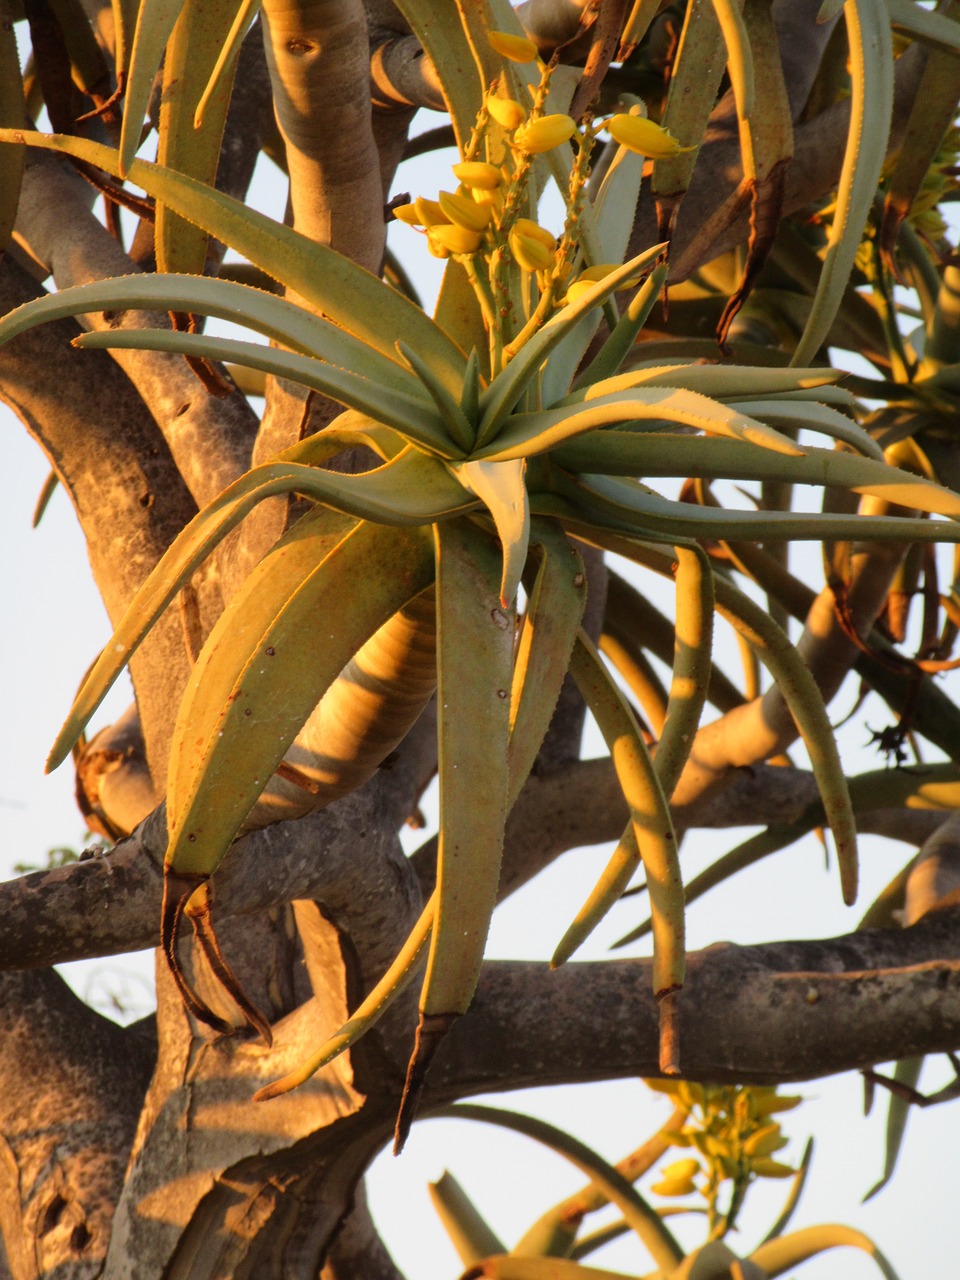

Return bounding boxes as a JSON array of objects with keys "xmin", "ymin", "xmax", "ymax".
[
  {"xmin": 605, "ymin": 112, "xmax": 693, "ymax": 158},
  {"xmin": 514, "ymin": 113, "xmax": 577, "ymax": 154},
  {"xmin": 486, "ymin": 93, "xmax": 526, "ymax": 131},
  {"xmin": 487, "ymin": 29, "xmax": 538, "ymax": 63}
]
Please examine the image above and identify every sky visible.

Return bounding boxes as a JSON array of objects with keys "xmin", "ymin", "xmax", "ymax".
[{"xmin": 2, "ymin": 117, "xmax": 960, "ymax": 1280}]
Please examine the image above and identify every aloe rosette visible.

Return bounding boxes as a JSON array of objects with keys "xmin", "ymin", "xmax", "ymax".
[{"xmin": 5, "ymin": 4, "xmax": 960, "ymax": 1144}]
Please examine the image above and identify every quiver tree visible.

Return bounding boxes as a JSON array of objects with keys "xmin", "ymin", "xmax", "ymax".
[{"xmin": 3, "ymin": 1, "xmax": 960, "ymax": 1277}]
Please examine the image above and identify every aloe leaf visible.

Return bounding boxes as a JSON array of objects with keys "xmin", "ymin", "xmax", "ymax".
[
  {"xmin": 507, "ymin": 523, "xmax": 586, "ymax": 807},
  {"xmin": 194, "ymin": 0, "xmax": 261, "ymax": 129},
  {"xmin": 550, "ymin": 433, "xmax": 957, "ymax": 513},
  {"xmin": 750, "ymin": 1224, "xmax": 901, "ymax": 1279},
  {"xmin": 74, "ymin": 328, "xmax": 457, "ymax": 454},
  {"xmin": 453, "ymin": 459, "xmax": 530, "ymax": 605},
  {"xmin": 577, "ymin": 262, "xmax": 670, "ymax": 388},
  {"xmin": 615, "ymin": 825, "xmax": 802, "ymax": 948},
  {"xmin": 0, "ymin": 274, "xmax": 427, "ymax": 400},
  {"xmin": 46, "ymin": 463, "xmax": 345, "ymax": 772},
  {"xmin": 791, "ymin": 0, "xmax": 893, "ymax": 366},
  {"xmin": 711, "ymin": 576, "xmax": 858, "ymax": 903},
  {"xmin": 723, "ymin": 398, "xmax": 883, "ymax": 459},
  {"xmin": 478, "ymin": 388, "xmax": 805, "ymax": 463},
  {"xmin": 563, "ymin": 363, "xmax": 843, "ymax": 406},
  {"xmin": 654, "ymin": 544, "xmax": 714, "ymax": 799},
  {"xmin": 759, "ymin": 1137, "xmax": 814, "ymax": 1243},
  {"xmin": 510, "ymin": 1206, "xmax": 580, "ymax": 1260},
  {"xmin": 863, "ymin": 1057, "xmax": 923, "ymax": 1202},
  {"xmin": 433, "ymin": 1103, "xmax": 685, "ymax": 1274},
  {"xmin": 164, "ymin": 503, "xmax": 359, "ymax": 819},
  {"xmin": 398, "ymin": 340, "xmax": 475, "ymax": 453},
  {"xmin": 711, "ymin": 0, "xmax": 756, "ymax": 165},
  {"xmin": 156, "ymin": 0, "xmax": 247, "ymax": 275},
  {"xmin": 428, "ymin": 1168, "xmax": 506, "ymax": 1266},
  {"xmin": 396, "ymin": 519, "xmax": 515, "ymax": 1150},
  {"xmin": 391, "ymin": 0, "xmax": 487, "ymax": 150},
  {"xmin": 47, "ymin": 454, "xmax": 471, "ymax": 773},
  {"xmin": 567, "ymin": 633, "xmax": 683, "ymax": 1072},
  {"xmin": 253, "ymin": 896, "xmax": 435, "ymax": 1101},
  {"xmin": 552, "ymin": 819, "xmax": 643, "ymax": 966},
  {"xmin": 564, "ymin": 470, "xmax": 960, "ymax": 547},
  {"xmin": 886, "ymin": 0, "xmax": 960, "ymax": 52},
  {"xmin": 0, "ymin": 130, "xmax": 467, "ymax": 393},
  {"xmin": 110, "ymin": 0, "xmax": 139, "ymax": 83},
  {"xmin": 120, "ymin": 0, "xmax": 189, "ymax": 174},
  {"xmin": 166, "ymin": 521, "xmax": 435, "ymax": 875},
  {"xmin": 475, "ymin": 246, "xmax": 667, "ymax": 447}
]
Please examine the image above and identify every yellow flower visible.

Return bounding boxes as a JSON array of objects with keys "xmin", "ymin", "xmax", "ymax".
[
  {"xmin": 452, "ymin": 161, "xmax": 503, "ymax": 191},
  {"xmin": 392, "ymin": 203, "xmax": 422, "ymax": 226},
  {"xmin": 651, "ymin": 1175, "xmax": 697, "ymax": 1197},
  {"xmin": 438, "ymin": 190, "xmax": 492, "ymax": 233},
  {"xmin": 508, "ymin": 218, "xmax": 556, "ymax": 272},
  {"xmin": 514, "ymin": 113, "xmax": 577, "ymax": 154},
  {"xmin": 487, "ymin": 29, "xmax": 538, "ymax": 63},
  {"xmin": 606, "ymin": 113, "xmax": 694, "ymax": 158},
  {"xmin": 427, "ymin": 224, "xmax": 483, "ymax": 256},
  {"xmin": 486, "ymin": 94, "xmax": 526, "ymax": 131}
]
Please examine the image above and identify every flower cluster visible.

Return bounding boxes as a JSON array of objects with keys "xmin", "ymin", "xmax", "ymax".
[
  {"xmin": 646, "ymin": 1078, "xmax": 801, "ymax": 1236},
  {"xmin": 392, "ymin": 31, "xmax": 691, "ymax": 367}
]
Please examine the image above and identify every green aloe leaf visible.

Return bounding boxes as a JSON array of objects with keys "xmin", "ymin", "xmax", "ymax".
[
  {"xmin": 563, "ymin": 470, "xmax": 960, "ymax": 548},
  {"xmin": 453, "ymin": 459, "xmax": 530, "ymax": 605},
  {"xmin": 886, "ymin": 0, "xmax": 960, "ymax": 52},
  {"xmin": 0, "ymin": 274, "xmax": 428, "ymax": 401},
  {"xmin": 74, "ymin": 328, "xmax": 456, "ymax": 454},
  {"xmin": 654, "ymin": 544, "xmax": 714, "ymax": 800},
  {"xmin": 119, "ymin": 0, "xmax": 189, "ymax": 174},
  {"xmin": 428, "ymin": 1169, "xmax": 506, "ymax": 1266},
  {"xmin": 156, "ymin": 0, "xmax": 247, "ymax": 275},
  {"xmin": 475, "ymin": 246, "xmax": 666, "ymax": 447},
  {"xmin": 433, "ymin": 1103, "xmax": 685, "ymax": 1274},
  {"xmin": 750, "ymin": 1223, "xmax": 901, "ymax": 1279},
  {"xmin": 166, "ymin": 521, "xmax": 435, "ymax": 875},
  {"xmin": 791, "ymin": 0, "xmax": 893, "ymax": 366},
  {"xmin": 863, "ymin": 1057, "xmax": 923, "ymax": 1202},
  {"xmin": 566, "ymin": 633, "xmax": 683, "ymax": 1073},
  {"xmin": 254, "ymin": 896, "xmax": 435, "ymax": 1101},
  {"xmin": 478, "ymin": 388, "xmax": 805, "ymax": 463},
  {"xmin": 562, "ymin": 363, "xmax": 843, "ymax": 406},
  {"xmin": 46, "ymin": 454, "xmax": 472, "ymax": 772},
  {"xmin": 396, "ymin": 519, "xmax": 516, "ymax": 1150},
  {"xmin": 507, "ymin": 523, "xmax": 586, "ymax": 807},
  {"xmin": 578, "ymin": 261, "xmax": 670, "ymax": 388},
  {"xmin": 0, "ymin": 130, "xmax": 467, "ymax": 393}
]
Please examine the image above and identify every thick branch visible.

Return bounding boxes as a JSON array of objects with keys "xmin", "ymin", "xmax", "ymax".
[
  {"xmin": 425, "ymin": 905, "xmax": 960, "ymax": 1100},
  {"xmin": 0, "ymin": 255, "xmax": 193, "ymax": 773},
  {"xmin": 14, "ymin": 151, "xmax": 256, "ymax": 507}
]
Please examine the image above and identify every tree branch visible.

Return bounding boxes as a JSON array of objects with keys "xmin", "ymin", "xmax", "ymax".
[{"xmin": 425, "ymin": 906, "xmax": 960, "ymax": 1101}]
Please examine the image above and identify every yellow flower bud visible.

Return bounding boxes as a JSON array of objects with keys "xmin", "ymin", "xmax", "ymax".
[
  {"xmin": 651, "ymin": 1175, "xmax": 697, "ymax": 1198},
  {"xmin": 577, "ymin": 262, "xmax": 641, "ymax": 288},
  {"xmin": 514, "ymin": 218, "xmax": 556, "ymax": 250},
  {"xmin": 427, "ymin": 223, "xmax": 483, "ymax": 256},
  {"xmin": 563, "ymin": 280, "xmax": 596, "ymax": 306},
  {"xmin": 392, "ymin": 203, "xmax": 423, "ymax": 226},
  {"xmin": 661, "ymin": 1158, "xmax": 700, "ymax": 1180},
  {"xmin": 452, "ymin": 161, "xmax": 503, "ymax": 191},
  {"xmin": 438, "ymin": 190, "xmax": 492, "ymax": 233},
  {"xmin": 750, "ymin": 1158, "xmax": 796, "ymax": 1179},
  {"xmin": 414, "ymin": 196, "xmax": 449, "ymax": 227},
  {"xmin": 487, "ymin": 94, "xmax": 526, "ymax": 131},
  {"xmin": 606, "ymin": 113, "xmax": 695, "ymax": 158},
  {"xmin": 470, "ymin": 185, "xmax": 503, "ymax": 210},
  {"xmin": 488, "ymin": 29, "xmax": 539, "ymax": 63},
  {"xmin": 514, "ymin": 113, "xmax": 577, "ymax": 154},
  {"xmin": 743, "ymin": 1124, "xmax": 787, "ymax": 1158}
]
